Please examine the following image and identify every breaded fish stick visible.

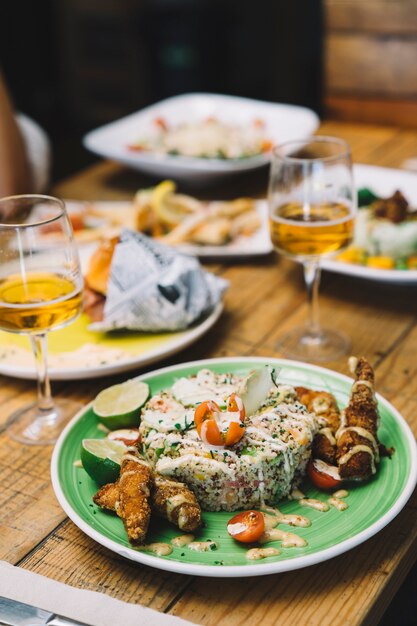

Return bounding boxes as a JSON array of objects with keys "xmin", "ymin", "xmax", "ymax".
[
  {"xmin": 295, "ymin": 387, "xmax": 340, "ymax": 464},
  {"xmin": 336, "ymin": 357, "xmax": 380, "ymax": 480},
  {"xmin": 93, "ymin": 481, "xmax": 119, "ymax": 511},
  {"xmin": 94, "ymin": 473, "xmax": 202, "ymax": 533},
  {"xmin": 112, "ymin": 455, "xmax": 152, "ymax": 545},
  {"xmin": 152, "ymin": 475, "xmax": 201, "ymax": 531}
]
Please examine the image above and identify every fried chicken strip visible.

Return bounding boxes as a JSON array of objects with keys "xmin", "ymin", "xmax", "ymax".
[
  {"xmin": 94, "ymin": 469, "xmax": 201, "ymax": 536},
  {"xmin": 295, "ymin": 386, "xmax": 340, "ymax": 464},
  {"xmin": 95, "ymin": 455, "xmax": 153, "ymax": 545},
  {"xmin": 336, "ymin": 357, "xmax": 380, "ymax": 480},
  {"xmin": 152, "ymin": 475, "xmax": 201, "ymax": 531}
]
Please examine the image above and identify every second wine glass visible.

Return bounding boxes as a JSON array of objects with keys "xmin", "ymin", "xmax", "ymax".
[{"xmin": 268, "ymin": 136, "xmax": 356, "ymax": 362}]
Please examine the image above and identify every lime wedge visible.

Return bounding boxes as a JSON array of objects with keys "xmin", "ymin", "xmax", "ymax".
[
  {"xmin": 92, "ymin": 379, "xmax": 150, "ymax": 430},
  {"xmin": 81, "ymin": 438, "xmax": 127, "ymax": 485}
]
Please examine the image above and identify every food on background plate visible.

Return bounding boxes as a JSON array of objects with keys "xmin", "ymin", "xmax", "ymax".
[
  {"xmin": 127, "ymin": 116, "xmax": 273, "ymax": 160},
  {"xmin": 57, "ymin": 181, "xmax": 261, "ymax": 250},
  {"xmin": 337, "ymin": 188, "xmax": 417, "ymax": 270},
  {"xmin": 81, "ymin": 358, "xmax": 390, "ymax": 553}
]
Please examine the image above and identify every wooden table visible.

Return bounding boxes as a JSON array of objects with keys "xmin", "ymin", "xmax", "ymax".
[{"xmin": 2, "ymin": 120, "xmax": 417, "ymax": 625}]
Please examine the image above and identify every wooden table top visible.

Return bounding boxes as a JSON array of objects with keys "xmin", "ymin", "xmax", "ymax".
[{"xmin": 2, "ymin": 120, "xmax": 417, "ymax": 626}]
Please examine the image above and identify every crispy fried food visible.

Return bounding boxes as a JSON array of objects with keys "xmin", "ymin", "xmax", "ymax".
[
  {"xmin": 116, "ymin": 457, "xmax": 153, "ymax": 545},
  {"xmin": 93, "ymin": 481, "xmax": 119, "ymax": 511},
  {"xmin": 152, "ymin": 475, "xmax": 201, "ymax": 531},
  {"xmin": 295, "ymin": 386, "xmax": 340, "ymax": 465},
  {"xmin": 93, "ymin": 445, "xmax": 201, "ymax": 540},
  {"xmin": 372, "ymin": 190, "xmax": 408, "ymax": 224},
  {"xmin": 336, "ymin": 357, "xmax": 381, "ymax": 480}
]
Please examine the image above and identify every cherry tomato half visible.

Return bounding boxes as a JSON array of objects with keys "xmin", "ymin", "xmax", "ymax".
[
  {"xmin": 194, "ymin": 397, "xmax": 246, "ymax": 447},
  {"xmin": 227, "ymin": 510, "xmax": 265, "ymax": 543},
  {"xmin": 227, "ymin": 393, "xmax": 245, "ymax": 420},
  {"xmin": 307, "ymin": 458, "xmax": 342, "ymax": 490}
]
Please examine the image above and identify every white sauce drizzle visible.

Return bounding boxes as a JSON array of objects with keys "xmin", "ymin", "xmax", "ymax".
[
  {"xmin": 188, "ymin": 541, "xmax": 218, "ymax": 552},
  {"xmin": 328, "ymin": 497, "xmax": 349, "ymax": 511},
  {"xmin": 246, "ymin": 547, "xmax": 280, "ymax": 560},
  {"xmin": 166, "ymin": 494, "xmax": 190, "ymax": 519},
  {"xmin": 262, "ymin": 507, "xmax": 311, "ymax": 527},
  {"xmin": 171, "ymin": 534, "xmax": 195, "ymax": 547},
  {"xmin": 338, "ymin": 444, "xmax": 376, "ymax": 474},
  {"xmin": 337, "ymin": 427, "xmax": 379, "ymax": 462},
  {"xmin": 138, "ymin": 543, "xmax": 173, "ymax": 556},
  {"xmin": 299, "ymin": 498, "xmax": 330, "ymax": 512},
  {"xmin": 319, "ymin": 427, "xmax": 337, "ymax": 446},
  {"xmin": 259, "ymin": 528, "xmax": 307, "ymax": 548},
  {"xmin": 333, "ymin": 489, "xmax": 349, "ymax": 499}
]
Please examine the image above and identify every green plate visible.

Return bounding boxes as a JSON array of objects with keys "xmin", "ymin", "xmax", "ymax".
[{"xmin": 51, "ymin": 357, "xmax": 417, "ymax": 577}]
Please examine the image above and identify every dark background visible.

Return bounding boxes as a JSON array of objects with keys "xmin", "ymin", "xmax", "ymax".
[{"xmin": 0, "ymin": 0, "xmax": 323, "ymax": 183}]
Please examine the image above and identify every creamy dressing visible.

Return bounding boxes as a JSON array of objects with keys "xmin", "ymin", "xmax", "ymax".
[
  {"xmin": 188, "ymin": 541, "xmax": 218, "ymax": 552},
  {"xmin": 318, "ymin": 427, "xmax": 337, "ymax": 446},
  {"xmin": 333, "ymin": 489, "xmax": 349, "ymax": 499},
  {"xmin": 171, "ymin": 534, "xmax": 195, "ymax": 547},
  {"xmin": 263, "ymin": 507, "xmax": 311, "ymax": 528},
  {"xmin": 338, "ymin": 444, "xmax": 376, "ymax": 474},
  {"xmin": 246, "ymin": 547, "xmax": 280, "ymax": 560},
  {"xmin": 352, "ymin": 380, "xmax": 374, "ymax": 393},
  {"xmin": 73, "ymin": 459, "xmax": 83, "ymax": 468},
  {"xmin": 336, "ymin": 426, "xmax": 379, "ymax": 461},
  {"xmin": 138, "ymin": 543, "xmax": 173, "ymax": 556},
  {"xmin": 166, "ymin": 494, "xmax": 190, "ymax": 519},
  {"xmin": 122, "ymin": 453, "xmax": 151, "ymax": 467},
  {"xmin": 299, "ymin": 498, "xmax": 330, "ymax": 512},
  {"xmin": 259, "ymin": 528, "xmax": 307, "ymax": 548},
  {"xmin": 328, "ymin": 497, "xmax": 349, "ymax": 511},
  {"xmin": 289, "ymin": 487, "xmax": 305, "ymax": 501}
]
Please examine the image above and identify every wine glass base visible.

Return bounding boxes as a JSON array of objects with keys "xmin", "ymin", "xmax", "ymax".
[
  {"xmin": 6, "ymin": 398, "xmax": 81, "ymax": 445},
  {"xmin": 276, "ymin": 327, "xmax": 351, "ymax": 363}
]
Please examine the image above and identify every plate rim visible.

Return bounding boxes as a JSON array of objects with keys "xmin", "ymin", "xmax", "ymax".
[
  {"xmin": 50, "ymin": 356, "xmax": 417, "ymax": 578},
  {"xmin": 0, "ymin": 303, "xmax": 223, "ymax": 381},
  {"xmin": 83, "ymin": 92, "xmax": 320, "ymax": 174}
]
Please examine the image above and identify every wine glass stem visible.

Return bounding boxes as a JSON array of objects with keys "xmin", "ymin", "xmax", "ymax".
[
  {"xmin": 303, "ymin": 260, "xmax": 321, "ymax": 337},
  {"xmin": 30, "ymin": 333, "xmax": 53, "ymax": 411}
]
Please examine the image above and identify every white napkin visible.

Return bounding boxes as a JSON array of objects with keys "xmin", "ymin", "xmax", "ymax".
[
  {"xmin": 0, "ymin": 561, "xmax": 195, "ymax": 626},
  {"xmin": 90, "ymin": 230, "xmax": 228, "ymax": 333}
]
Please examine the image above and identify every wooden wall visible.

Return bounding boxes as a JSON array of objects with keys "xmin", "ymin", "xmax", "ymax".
[{"xmin": 324, "ymin": 0, "xmax": 417, "ymax": 126}]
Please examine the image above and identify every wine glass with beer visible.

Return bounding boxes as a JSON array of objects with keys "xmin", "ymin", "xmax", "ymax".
[
  {"xmin": 268, "ymin": 136, "xmax": 355, "ymax": 361},
  {"xmin": 0, "ymin": 195, "xmax": 83, "ymax": 444}
]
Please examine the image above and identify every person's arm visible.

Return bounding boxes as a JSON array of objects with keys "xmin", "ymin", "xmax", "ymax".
[{"xmin": 0, "ymin": 72, "xmax": 32, "ymax": 196}]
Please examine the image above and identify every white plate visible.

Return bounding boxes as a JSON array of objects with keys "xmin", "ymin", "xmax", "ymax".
[
  {"xmin": 50, "ymin": 357, "xmax": 417, "ymax": 578},
  {"xmin": 64, "ymin": 198, "xmax": 273, "ymax": 259},
  {"xmin": 0, "ymin": 304, "xmax": 223, "ymax": 381},
  {"xmin": 322, "ymin": 164, "xmax": 417, "ymax": 283},
  {"xmin": 83, "ymin": 93, "xmax": 319, "ymax": 182}
]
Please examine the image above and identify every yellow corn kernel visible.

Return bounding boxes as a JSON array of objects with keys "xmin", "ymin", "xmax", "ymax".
[{"xmin": 367, "ymin": 256, "xmax": 395, "ymax": 269}]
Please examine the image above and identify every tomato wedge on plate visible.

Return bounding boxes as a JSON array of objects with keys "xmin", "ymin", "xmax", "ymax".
[
  {"xmin": 307, "ymin": 458, "xmax": 342, "ymax": 490},
  {"xmin": 227, "ymin": 510, "xmax": 265, "ymax": 543}
]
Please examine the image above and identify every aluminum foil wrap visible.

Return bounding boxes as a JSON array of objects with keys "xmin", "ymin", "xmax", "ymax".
[{"xmin": 90, "ymin": 230, "xmax": 228, "ymax": 332}]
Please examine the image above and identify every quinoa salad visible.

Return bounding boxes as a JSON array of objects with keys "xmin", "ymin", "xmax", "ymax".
[{"xmin": 138, "ymin": 368, "xmax": 318, "ymax": 511}]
